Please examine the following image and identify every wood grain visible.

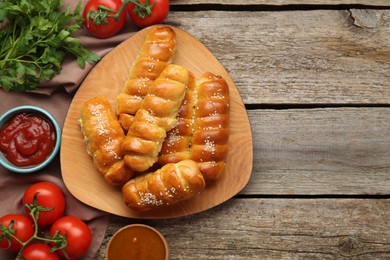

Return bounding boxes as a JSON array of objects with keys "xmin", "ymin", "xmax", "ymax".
[
  {"xmin": 95, "ymin": 4, "xmax": 390, "ymax": 259},
  {"xmin": 60, "ymin": 26, "xmax": 253, "ymax": 218},
  {"xmin": 165, "ymin": 9, "xmax": 390, "ymax": 105},
  {"xmin": 97, "ymin": 198, "xmax": 390, "ymax": 259},
  {"xmin": 243, "ymin": 107, "xmax": 390, "ymax": 195},
  {"xmin": 171, "ymin": 0, "xmax": 390, "ymax": 6}
]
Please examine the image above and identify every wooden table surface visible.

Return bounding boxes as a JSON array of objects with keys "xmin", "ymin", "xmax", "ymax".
[{"xmin": 96, "ymin": 1, "xmax": 390, "ymax": 259}]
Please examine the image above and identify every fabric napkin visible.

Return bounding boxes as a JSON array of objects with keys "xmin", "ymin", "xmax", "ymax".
[{"xmin": 0, "ymin": 0, "xmax": 138, "ymax": 258}]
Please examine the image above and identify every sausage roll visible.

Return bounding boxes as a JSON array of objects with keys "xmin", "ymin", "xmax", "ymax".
[
  {"xmin": 121, "ymin": 64, "xmax": 193, "ymax": 172},
  {"xmin": 122, "ymin": 160, "xmax": 205, "ymax": 211},
  {"xmin": 116, "ymin": 26, "xmax": 176, "ymax": 131},
  {"xmin": 80, "ymin": 96, "xmax": 134, "ymax": 185},
  {"xmin": 159, "ymin": 72, "xmax": 230, "ymax": 181}
]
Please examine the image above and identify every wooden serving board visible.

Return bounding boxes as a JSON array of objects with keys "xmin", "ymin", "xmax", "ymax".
[{"xmin": 61, "ymin": 25, "xmax": 253, "ymax": 218}]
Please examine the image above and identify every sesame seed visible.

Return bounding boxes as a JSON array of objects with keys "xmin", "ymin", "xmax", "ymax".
[
  {"xmin": 138, "ymin": 192, "xmax": 163, "ymax": 206},
  {"xmin": 204, "ymin": 139, "xmax": 216, "ymax": 154},
  {"xmin": 166, "ymin": 128, "xmax": 180, "ymax": 147},
  {"xmin": 209, "ymin": 111, "xmax": 219, "ymax": 117}
]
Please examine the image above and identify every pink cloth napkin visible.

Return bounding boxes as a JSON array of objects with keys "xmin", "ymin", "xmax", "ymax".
[{"xmin": 0, "ymin": 0, "xmax": 138, "ymax": 258}]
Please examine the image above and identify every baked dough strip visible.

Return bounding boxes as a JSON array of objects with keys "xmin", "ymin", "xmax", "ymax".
[
  {"xmin": 116, "ymin": 26, "xmax": 176, "ymax": 131},
  {"xmin": 159, "ymin": 72, "xmax": 230, "ymax": 181}
]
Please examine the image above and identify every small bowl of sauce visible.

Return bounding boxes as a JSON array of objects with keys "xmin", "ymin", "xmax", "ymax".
[
  {"xmin": 0, "ymin": 106, "xmax": 61, "ymax": 173},
  {"xmin": 106, "ymin": 224, "xmax": 169, "ymax": 260}
]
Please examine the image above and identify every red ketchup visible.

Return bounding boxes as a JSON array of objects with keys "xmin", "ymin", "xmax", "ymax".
[{"xmin": 0, "ymin": 113, "xmax": 56, "ymax": 167}]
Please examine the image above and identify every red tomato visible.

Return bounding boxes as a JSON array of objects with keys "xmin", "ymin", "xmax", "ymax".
[
  {"xmin": 0, "ymin": 214, "xmax": 34, "ymax": 251},
  {"xmin": 23, "ymin": 182, "xmax": 65, "ymax": 226},
  {"xmin": 21, "ymin": 243, "xmax": 60, "ymax": 260},
  {"xmin": 127, "ymin": 0, "xmax": 169, "ymax": 28},
  {"xmin": 50, "ymin": 216, "xmax": 92, "ymax": 259},
  {"xmin": 83, "ymin": 0, "xmax": 126, "ymax": 38}
]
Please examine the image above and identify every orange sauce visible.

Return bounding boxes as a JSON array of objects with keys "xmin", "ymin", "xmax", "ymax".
[{"xmin": 107, "ymin": 225, "xmax": 168, "ymax": 260}]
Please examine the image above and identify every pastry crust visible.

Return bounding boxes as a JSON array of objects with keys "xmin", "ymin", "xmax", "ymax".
[
  {"xmin": 78, "ymin": 26, "xmax": 230, "ymax": 212},
  {"xmin": 80, "ymin": 96, "xmax": 134, "ymax": 185},
  {"xmin": 122, "ymin": 160, "xmax": 205, "ymax": 211},
  {"xmin": 116, "ymin": 26, "xmax": 176, "ymax": 131},
  {"xmin": 122, "ymin": 64, "xmax": 193, "ymax": 172},
  {"xmin": 159, "ymin": 72, "xmax": 230, "ymax": 181}
]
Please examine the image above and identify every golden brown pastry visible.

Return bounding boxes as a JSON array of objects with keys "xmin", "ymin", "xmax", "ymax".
[
  {"xmin": 121, "ymin": 64, "xmax": 193, "ymax": 172},
  {"xmin": 116, "ymin": 26, "xmax": 176, "ymax": 131},
  {"xmin": 80, "ymin": 96, "xmax": 134, "ymax": 185},
  {"xmin": 122, "ymin": 160, "xmax": 206, "ymax": 211},
  {"xmin": 159, "ymin": 72, "xmax": 230, "ymax": 181}
]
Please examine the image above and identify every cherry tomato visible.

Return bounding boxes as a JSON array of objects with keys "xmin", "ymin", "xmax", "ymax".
[
  {"xmin": 83, "ymin": 0, "xmax": 126, "ymax": 38},
  {"xmin": 127, "ymin": 0, "xmax": 169, "ymax": 28},
  {"xmin": 0, "ymin": 214, "xmax": 34, "ymax": 252},
  {"xmin": 23, "ymin": 182, "xmax": 65, "ymax": 226},
  {"xmin": 50, "ymin": 216, "xmax": 92, "ymax": 259},
  {"xmin": 21, "ymin": 243, "xmax": 60, "ymax": 260}
]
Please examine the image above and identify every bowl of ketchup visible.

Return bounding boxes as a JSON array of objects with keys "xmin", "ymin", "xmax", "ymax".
[{"xmin": 0, "ymin": 106, "xmax": 61, "ymax": 173}]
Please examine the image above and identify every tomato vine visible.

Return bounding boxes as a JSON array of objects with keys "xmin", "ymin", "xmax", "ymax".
[{"xmin": 0, "ymin": 193, "xmax": 69, "ymax": 259}]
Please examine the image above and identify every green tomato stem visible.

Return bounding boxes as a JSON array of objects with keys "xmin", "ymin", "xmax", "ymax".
[
  {"xmin": 0, "ymin": 195, "xmax": 68, "ymax": 260},
  {"xmin": 13, "ymin": 210, "xmax": 37, "ymax": 260},
  {"xmin": 89, "ymin": 0, "xmax": 155, "ymax": 26}
]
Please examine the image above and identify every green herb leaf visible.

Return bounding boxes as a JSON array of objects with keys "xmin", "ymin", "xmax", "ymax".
[{"xmin": 0, "ymin": 0, "xmax": 100, "ymax": 92}]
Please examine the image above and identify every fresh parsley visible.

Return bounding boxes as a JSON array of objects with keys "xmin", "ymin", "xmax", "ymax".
[{"xmin": 0, "ymin": 0, "xmax": 101, "ymax": 92}]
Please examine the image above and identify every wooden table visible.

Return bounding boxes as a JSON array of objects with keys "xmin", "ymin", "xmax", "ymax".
[{"xmin": 96, "ymin": 1, "xmax": 390, "ymax": 258}]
